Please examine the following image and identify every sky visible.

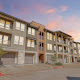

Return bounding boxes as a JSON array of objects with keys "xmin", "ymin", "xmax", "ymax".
[{"xmin": 0, "ymin": 0, "xmax": 80, "ymax": 41}]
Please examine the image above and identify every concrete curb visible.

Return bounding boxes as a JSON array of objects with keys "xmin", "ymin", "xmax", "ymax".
[{"xmin": 53, "ymin": 66, "xmax": 64, "ymax": 69}]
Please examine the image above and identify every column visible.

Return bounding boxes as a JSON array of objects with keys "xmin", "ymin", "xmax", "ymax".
[
  {"xmin": 15, "ymin": 52, "xmax": 18, "ymax": 64},
  {"xmin": 18, "ymin": 50, "xmax": 25, "ymax": 64},
  {"xmin": 62, "ymin": 45, "xmax": 65, "ymax": 63},
  {"xmin": 55, "ymin": 33, "xmax": 58, "ymax": 58},
  {"xmin": 34, "ymin": 52, "xmax": 38, "ymax": 64}
]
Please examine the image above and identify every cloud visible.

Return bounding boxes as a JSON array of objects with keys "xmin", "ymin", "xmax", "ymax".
[
  {"xmin": 0, "ymin": 5, "xmax": 3, "ymax": 10},
  {"xmin": 45, "ymin": 8, "xmax": 57, "ymax": 14},
  {"xmin": 10, "ymin": 3, "xmax": 30, "ymax": 17},
  {"xmin": 46, "ymin": 16, "xmax": 63, "ymax": 30},
  {"xmin": 60, "ymin": 6, "xmax": 68, "ymax": 12},
  {"xmin": 46, "ymin": 15, "xmax": 80, "ymax": 41}
]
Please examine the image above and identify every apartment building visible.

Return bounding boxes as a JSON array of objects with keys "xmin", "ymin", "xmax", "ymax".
[
  {"xmin": 0, "ymin": 12, "xmax": 39, "ymax": 65},
  {"xmin": 0, "ymin": 11, "xmax": 79, "ymax": 65}
]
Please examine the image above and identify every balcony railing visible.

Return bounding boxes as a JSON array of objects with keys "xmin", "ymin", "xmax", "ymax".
[
  {"xmin": 57, "ymin": 39, "xmax": 61, "ymax": 43},
  {"xmin": 74, "ymin": 53, "xmax": 77, "ymax": 54},
  {"xmin": 64, "ymin": 50, "xmax": 68, "ymax": 53},
  {"xmin": 0, "ymin": 25, "xmax": 13, "ymax": 30},
  {"xmin": 0, "ymin": 40, "xmax": 11, "ymax": 47},
  {"xmin": 39, "ymin": 36, "xmax": 44, "ymax": 40},
  {"xmin": 58, "ymin": 50, "xmax": 63, "ymax": 53},
  {"xmin": 42, "ymin": 36, "xmax": 44, "ymax": 40},
  {"xmin": 39, "ymin": 47, "xmax": 44, "ymax": 51}
]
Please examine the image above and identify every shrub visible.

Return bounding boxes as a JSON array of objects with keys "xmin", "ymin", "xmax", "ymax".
[
  {"xmin": 45, "ymin": 61, "xmax": 48, "ymax": 64},
  {"xmin": 55, "ymin": 62, "xmax": 62, "ymax": 66},
  {"xmin": 51, "ymin": 55, "xmax": 57, "ymax": 64},
  {"xmin": 77, "ymin": 57, "xmax": 80, "ymax": 62}
]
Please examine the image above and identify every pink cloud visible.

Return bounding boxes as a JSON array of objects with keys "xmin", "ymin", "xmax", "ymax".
[
  {"xmin": 46, "ymin": 16, "xmax": 63, "ymax": 30},
  {"xmin": 46, "ymin": 15, "xmax": 80, "ymax": 41},
  {"xmin": 10, "ymin": 3, "xmax": 30, "ymax": 17},
  {"xmin": 61, "ymin": 6, "xmax": 68, "ymax": 11},
  {"xmin": 0, "ymin": 5, "xmax": 3, "ymax": 10},
  {"xmin": 45, "ymin": 8, "xmax": 57, "ymax": 14}
]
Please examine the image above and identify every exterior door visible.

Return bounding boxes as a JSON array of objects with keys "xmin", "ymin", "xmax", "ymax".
[{"xmin": 39, "ymin": 54, "xmax": 44, "ymax": 63}]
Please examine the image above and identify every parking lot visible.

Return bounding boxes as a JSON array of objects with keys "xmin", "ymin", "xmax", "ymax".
[{"xmin": 0, "ymin": 63, "xmax": 80, "ymax": 80}]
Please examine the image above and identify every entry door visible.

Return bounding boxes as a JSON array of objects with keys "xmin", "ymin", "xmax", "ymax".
[{"xmin": 39, "ymin": 54, "xmax": 44, "ymax": 63}]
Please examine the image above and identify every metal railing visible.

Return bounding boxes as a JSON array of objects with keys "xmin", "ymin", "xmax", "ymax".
[{"xmin": 39, "ymin": 47, "xmax": 44, "ymax": 51}]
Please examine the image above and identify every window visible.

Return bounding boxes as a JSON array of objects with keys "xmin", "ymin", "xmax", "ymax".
[
  {"xmin": 0, "ymin": 19, "xmax": 5, "ymax": 28},
  {"xmin": 0, "ymin": 19, "xmax": 11, "ymax": 30},
  {"xmin": 28, "ymin": 27, "xmax": 31, "ymax": 34},
  {"xmin": 21, "ymin": 23, "xmax": 25, "ymax": 31},
  {"xmin": 14, "ymin": 36, "xmax": 24, "ymax": 45},
  {"xmin": 71, "ymin": 49, "xmax": 73, "ymax": 54},
  {"xmin": 68, "ymin": 48, "xmax": 70, "ymax": 53},
  {"xmin": 54, "ymin": 45, "xmax": 56, "ymax": 52},
  {"xmin": 3, "ymin": 36, "xmax": 8, "ymax": 44},
  {"xmin": 16, "ymin": 22, "xmax": 20, "ymax": 30},
  {"xmin": 5, "ymin": 21, "xmax": 10, "ymax": 30},
  {"xmin": 39, "ymin": 42, "xmax": 44, "ymax": 51},
  {"xmin": 27, "ymin": 39, "xmax": 31, "ymax": 47},
  {"xmin": 79, "ymin": 50, "xmax": 80, "ymax": 54},
  {"xmin": 19, "ymin": 37, "xmax": 24, "ymax": 45},
  {"xmin": 70, "ymin": 42, "xmax": 72, "ymax": 47},
  {"xmin": 47, "ymin": 43, "xmax": 52, "ymax": 50},
  {"xmin": 58, "ymin": 46, "xmax": 62, "ymax": 52},
  {"xmin": 53, "ymin": 35, "xmax": 55, "ymax": 41},
  {"xmin": 0, "ymin": 35, "xmax": 2, "ymax": 44},
  {"xmin": 0, "ymin": 34, "xmax": 10, "ymax": 45},
  {"xmin": 74, "ymin": 43, "xmax": 76, "ymax": 47},
  {"xmin": 47, "ymin": 32, "xmax": 52, "ymax": 40},
  {"xmin": 27, "ymin": 39, "xmax": 35, "ymax": 47},
  {"xmin": 74, "ymin": 50, "xmax": 77, "ymax": 54},
  {"xmin": 31, "ymin": 40, "xmax": 35, "ymax": 47},
  {"xmin": 16, "ymin": 22, "xmax": 25, "ymax": 31},
  {"xmin": 78, "ymin": 44, "xmax": 80, "ymax": 48},
  {"xmin": 32, "ymin": 28, "xmax": 35, "ymax": 35},
  {"xmin": 14, "ymin": 36, "xmax": 19, "ymax": 45},
  {"xmin": 39, "ymin": 32, "xmax": 44, "ymax": 40},
  {"xmin": 50, "ymin": 33, "xmax": 52, "ymax": 40},
  {"xmin": 47, "ymin": 32, "xmax": 49, "ymax": 40},
  {"xmin": 28, "ymin": 27, "xmax": 35, "ymax": 35}
]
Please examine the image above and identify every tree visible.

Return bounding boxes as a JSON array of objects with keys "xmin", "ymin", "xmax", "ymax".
[
  {"xmin": 0, "ymin": 47, "xmax": 7, "ymax": 65},
  {"xmin": 51, "ymin": 55, "xmax": 57, "ymax": 64}
]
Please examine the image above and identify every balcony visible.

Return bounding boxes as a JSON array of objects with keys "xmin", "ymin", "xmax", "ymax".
[
  {"xmin": 64, "ymin": 50, "xmax": 68, "ymax": 53},
  {"xmin": 0, "ymin": 25, "xmax": 13, "ymax": 34},
  {"xmin": 58, "ymin": 50, "xmax": 63, "ymax": 53},
  {"xmin": 74, "ymin": 52, "xmax": 77, "ymax": 54},
  {"xmin": 39, "ymin": 36, "xmax": 44, "ymax": 40},
  {"xmin": 57, "ymin": 39, "xmax": 61, "ymax": 43},
  {"xmin": 39, "ymin": 47, "xmax": 44, "ymax": 51},
  {"xmin": 0, "ymin": 39, "xmax": 11, "ymax": 47}
]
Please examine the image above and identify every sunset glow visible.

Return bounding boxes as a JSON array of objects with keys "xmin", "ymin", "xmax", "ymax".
[{"xmin": 0, "ymin": 0, "xmax": 80, "ymax": 41}]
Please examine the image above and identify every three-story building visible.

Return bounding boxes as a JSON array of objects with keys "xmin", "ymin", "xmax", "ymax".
[{"xmin": 0, "ymin": 11, "xmax": 79, "ymax": 65}]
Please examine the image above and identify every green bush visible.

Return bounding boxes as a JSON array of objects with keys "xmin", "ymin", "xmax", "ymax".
[
  {"xmin": 55, "ymin": 62, "xmax": 62, "ymax": 66},
  {"xmin": 45, "ymin": 61, "xmax": 48, "ymax": 64}
]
